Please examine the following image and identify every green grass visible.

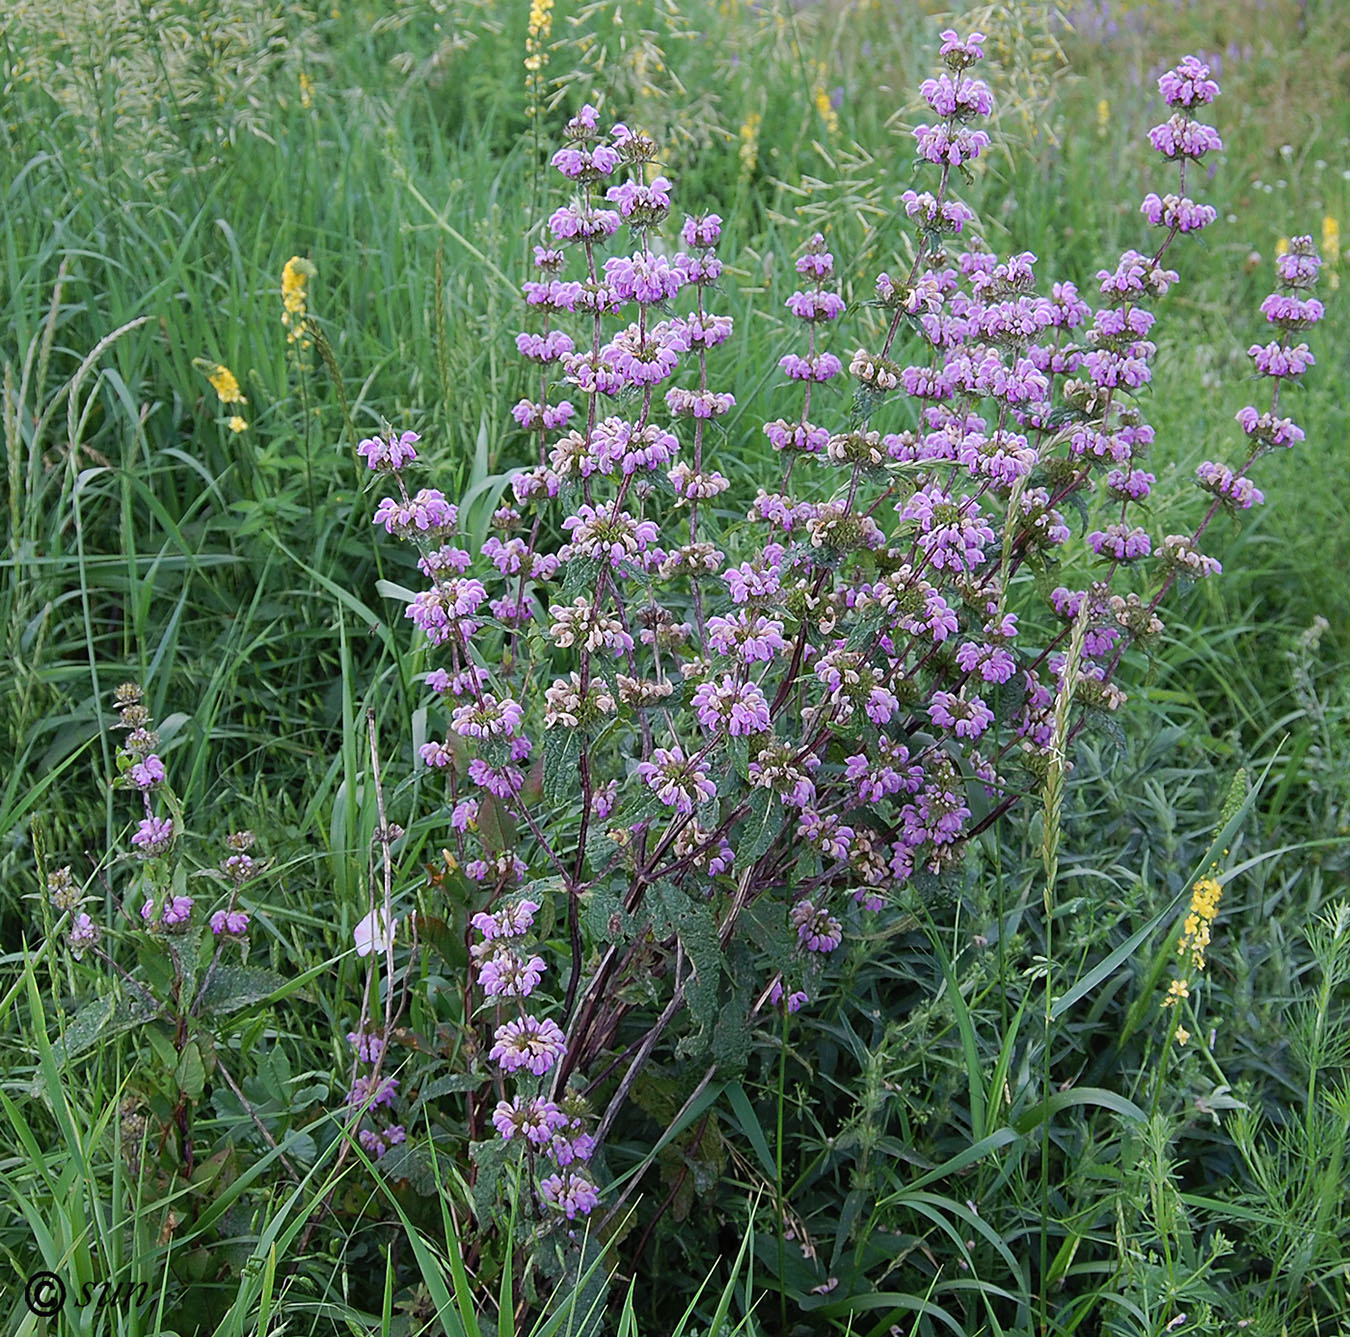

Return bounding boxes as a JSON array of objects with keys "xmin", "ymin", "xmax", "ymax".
[{"xmin": 2, "ymin": 0, "xmax": 1348, "ymax": 1332}]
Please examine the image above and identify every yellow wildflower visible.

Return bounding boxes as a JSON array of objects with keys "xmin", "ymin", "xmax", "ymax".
[
  {"xmin": 525, "ymin": 0, "xmax": 553, "ymax": 107},
  {"xmin": 1096, "ymin": 98, "xmax": 1109, "ymax": 134},
  {"xmin": 199, "ymin": 360, "xmax": 247, "ymax": 405},
  {"xmin": 1174, "ymin": 1026, "xmax": 1190, "ymax": 1046},
  {"xmin": 299, "ymin": 70, "xmax": 314, "ymax": 109},
  {"xmin": 1178, "ymin": 876, "xmax": 1222, "ymax": 973},
  {"xmin": 281, "ymin": 256, "xmax": 315, "ymax": 346},
  {"xmin": 738, "ymin": 110, "xmax": 762, "ymax": 178},
  {"xmin": 813, "ymin": 64, "xmax": 840, "ymax": 136},
  {"xmin": 1275, "ymin": 236, "xmax": 1290, "ymax": 258},
  {"xmin": 1323, "ymin": 214, "xmax": 1340, "ymax": 290},
  {"xmin": 1162, "ymin": 978, "xmax": 1189, "ymax": 1007},
  {"xmin": 227, "ymin": 415, "xmax": 248, "ymax": 433}
]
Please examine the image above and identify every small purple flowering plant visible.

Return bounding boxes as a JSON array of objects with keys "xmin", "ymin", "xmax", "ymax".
[
  {"xmin": 355, "ymin": 38, "xmax": 1322, "ymax": 1247},
  {"xmin": 40, "ymin": 684, "xmax": 283, "ymax": 1177}
]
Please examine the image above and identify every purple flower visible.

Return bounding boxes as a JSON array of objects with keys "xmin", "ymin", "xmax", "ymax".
[
  {"xmin": 605, "ymin": 176, "xmax": 672, "ymax": 222},
  {"xmin": 786, "ymin": 289, "xmax": 846, "ymax": 322},
  {"xmin": 348, "ymin": 1074, "xmax": 399, "ymax": 1108},
  {"xmin": 929, "ymin": 690, "xmax": 994, "ymax": 739},
  {"xmin": 450, "ymin": 693, "xmax": 524, "ymax": 740},
  {"xmin": 919, "ymin": 73, "xmax": 993, "ymax": 119},
  {"xmin": 636, "ymin": 745, "xmax": 716, "ymax": 816},
  {"xmin": 681, "ymin": 213, "xmax": 723, "ymax": 248},
  {"xmin": 357, "ymin": 430, "xmax": 420, "ymax": 472},
  {"xmin": 493, "ymin": 1096, "xmax": 568, "ymax": 1146},
  {"xmin": 551, "ymin": 143, "xmax": 620, "ymax": 181},
  {"xmin": 468, "ymin": 758, "xmax": 524, "ymax": 799},
  {"xmin": 373, "ymin": 489, "xmax": 458, "ymax": 538},
  {"xmin": 347, "ymin": 1029, "xmax": 386, "ymax": 1064},
  {"xmin": 489, "ymin": 1015, "xmax": 567, "ymax": 1075},
  {"xmin": 769, "ymin": 980, "xmax": 810, "ymax": 1012},
  {"xmin": 898, "ymin": 485, "xmax": 996, "ymax": 572},
  {"xmin": 68, "ymin": 912, "xmax": 101, "ymax": 957},
  {"xmin": 912, "ymin": 122, "xmax": 992, "ymax": 165},
  {"xmin": 1158, "ymin": 55, "xmax": 1220, "ymax": 107},
  {"xmin": 763, "ymin": 419, "xmax": 830, "ymax": 454},
  {"xmin": 603, "ymin": 251, "xmax": 685, "ymax": 305},
  {"xmin": 1148, "ymin": 114, "xmax": 1222, "ymax": 160},
  {"xmin": 1235, "ymin": 406, "xmax": 1303, "ymax": 449},
  {"xmin": 1196, "ymin": 460, "xmax": 1264, "ymax": 509},
  {"xmin": 691, "ymin": 676, "xmax": 772, "ymax": 735},
  {"xmin": 1087, "ymin": 524, "xmax": 1152, "ymax": 560},
  {"xmin": 548, "ymin": 205, "xmax": 621, "ymax": 243},
  {"xmin": 478, "ymin": 949, "xmax": 547, "ymax": 998},
  {"xmin": 210, "ymin": 908, "xmax": 250, "ymax": 936},
  {"xmin": 1275, "ymin": 238, "xmax": 1322, "ymax": 284},
  {"xmin": 779, "ymin": 351, "xmax": 843, "ymax": 382},
  {"xmin": 791, "ymin": 899, "xmax": 843, "ymax": 953},
  {"xmin": 131, "ymin": 815, "xmax": 174, "ymax": 856},
  {"xmin": 559, "ymin": 502, "xmax": 660, "ymax": 567},
  {"xmin": 1139, "ymin": 192, "xmax": 1217, "ymax": 233},
  {"xmin": 1247, "ymin": 341, "xmax": 1315, "ymax": 379},
  {"xmin": 901, "ymin": 190, "xmax": 976, "ymax": 234},
  {"xmin": 471, "ymin": 899, "xmax": 541, "ymax": 940},
  {"xmin": 938, "ymin": 29, "xmax": 985, "ymax": 65},
  {"xmin": 956, "ymin": 640, "xmax": 1017, "ymax": 684},
  {"xmin": 707, "ymin": 610, "xmax": 789, "ymax": 662},
  {"xmin": 128, "ymin": 755, "xmax": 166, "ymax": 789},
  {"xmin": 1259, "ymin": 292, "xmax": 1324, "ymax": 329},
  {"xmin": 540, "ymin": 1170, "xmax": 600, "ymax": 1219}
]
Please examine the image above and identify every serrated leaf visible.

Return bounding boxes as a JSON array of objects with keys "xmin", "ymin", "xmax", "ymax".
[
  {"xmin": 739, "ymin": 788, "xmax": 780, "ymax": 863},
  {"xmin": 543, "ymin": 727, "xmax": 582, "ymax": 809},
  {"xmin": 674, "ymin": 900, "xmax": 721, "ymax": 1061},
  {"xmin": 197, "ymin": 966, "xmax": 287, "ymax": 1015}
]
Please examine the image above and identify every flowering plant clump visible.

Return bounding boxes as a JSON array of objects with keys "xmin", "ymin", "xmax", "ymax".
[
  {"xmin": 356, "ymin": 38, "xmax": 1320, "ymax": 1262},
  {"xmin": 37, "ymin": 685, "xmax": 285, "ymax": 1178}
]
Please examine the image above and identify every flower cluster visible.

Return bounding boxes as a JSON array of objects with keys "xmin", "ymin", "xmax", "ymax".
[
  {"xmin": 473, "ymin": 898, "xmax": 599, "ymax": 1217},
  {"xmin": 346, "ymin": 1028, "xmax": 406, "ymax": 1159},
  {"xmin": 355, "ymin": 43, "xmax": 1322, "ymax": 1248},
  {"xmin": 281, "ymin": 255, "xmax": 314, "ymax": 350}
]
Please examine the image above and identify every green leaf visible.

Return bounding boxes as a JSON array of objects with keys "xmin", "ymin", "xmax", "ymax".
[
  {"xmin": 198, "ymin": 966, "xmax": 288, "ymax": 1016},
  {"xmin": 543, "ymin": 727, "xmax": 582, "ymax": 810},
  {"xmin": 674, "ymin": 900, "xmax": 721, "ymax": 1060},
  {"xmin": 476, "ymin": 794, "xmax": 517, "ymax": 853},
  {"xmin": 175, "ymin": 1040, "xmax": 206, "ymax": 1101},
  {"xmin": 1010, "ymin": 1085, "xmax": 1146, "ymax": 1133},
  {"xmin": 412, "ymin": 1072, "xmax": 487, "ymax": 1109},
  {"xmin": 738, "ymin": 787, "xmax": 779, "ymax": 863}
]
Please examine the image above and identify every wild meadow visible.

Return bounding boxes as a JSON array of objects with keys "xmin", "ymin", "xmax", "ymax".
[{"xmin": 1, "ymin": 1, "xmax": 1347, "ymax": 1334}]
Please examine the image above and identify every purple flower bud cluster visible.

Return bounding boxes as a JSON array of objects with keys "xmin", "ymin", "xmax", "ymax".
[
  {"xmin": 471, "ymin": 895, "xmax": 600, "ymax": 1218},
  {"xmin": 1186, "ymin": 232, "xmax": 1322, "ymax": 560},
  {"xmin": 346, "ymin": 1027, "xmax": 405, "ymax": 1159},
  {"xmin": 353, "ymin": 40, "xmax": 1324, "ymax": 1245}
]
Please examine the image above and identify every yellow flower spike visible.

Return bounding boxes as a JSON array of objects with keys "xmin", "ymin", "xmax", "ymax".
[
  {"xmin": 194, "ymin": 358, "xmax": 247, "ymax": 406},
  {"xmin": 298, "ymin": 70, "xmax": 314, "ymax": 109},
  {"xmin": 738, "ymin": 110, "xmax": 762, "ymax": 178},
  {"xmin": 1096, "ymin": 98, "xmax": 1109, "ymax": 134},
  {"xmin": 1323, "ymin": 215, "xmax": 1340, "ymax": 289},
  {"xmin": 1177, "ymin": 876, "xmax": 1223, "ymax": 973}
]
